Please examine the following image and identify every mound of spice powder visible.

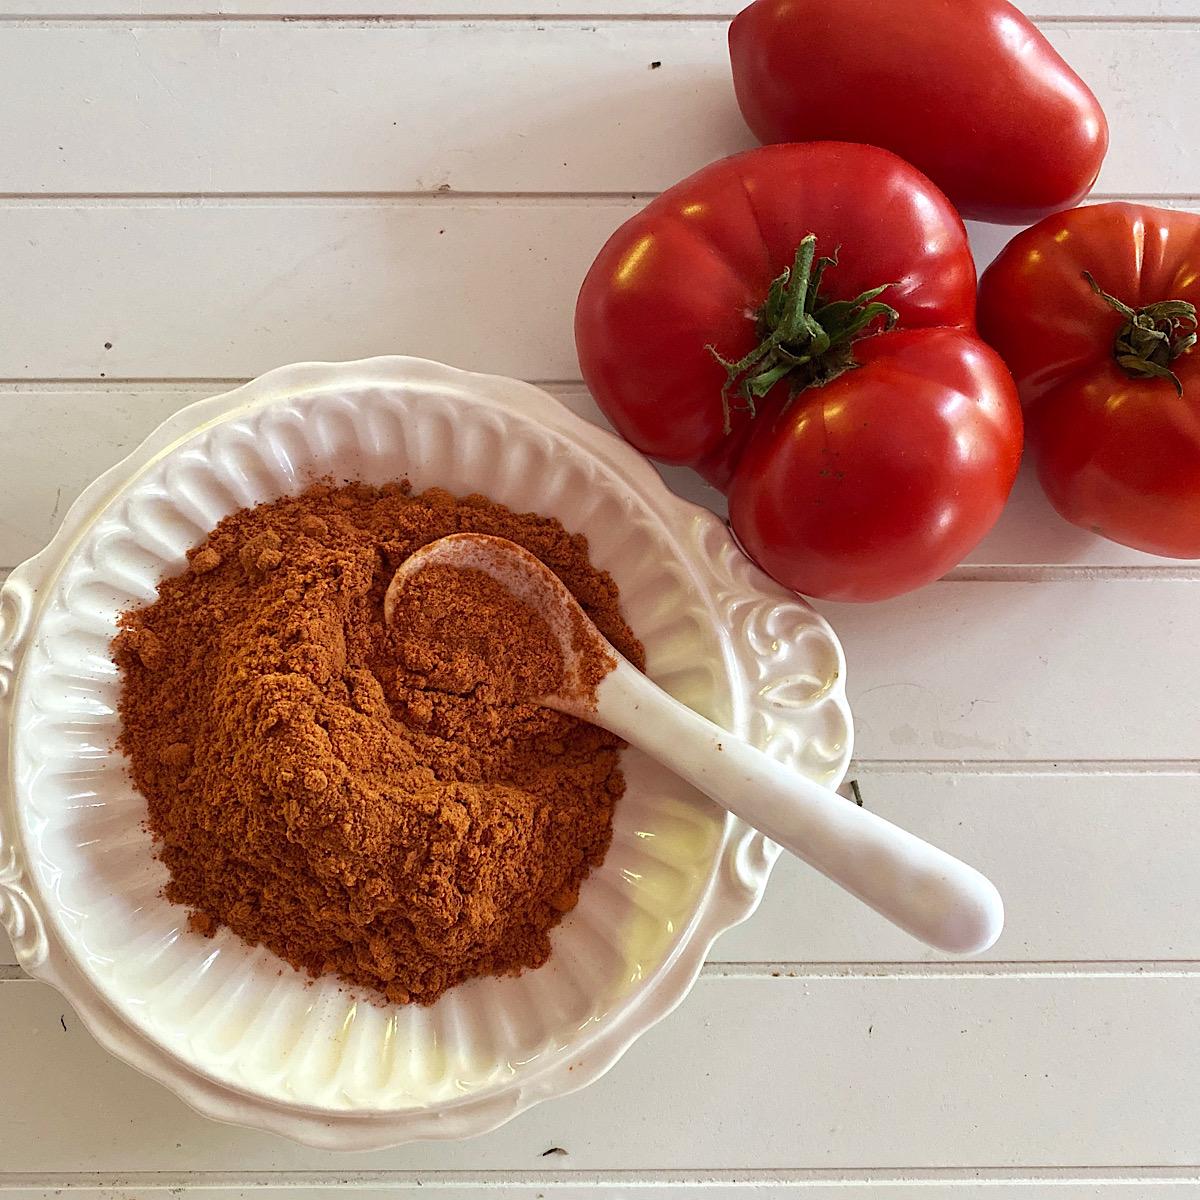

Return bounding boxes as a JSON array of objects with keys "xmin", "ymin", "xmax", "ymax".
[{"xmin": 113, "ymin": 481, "xmax": 642, "ymax": 1005}]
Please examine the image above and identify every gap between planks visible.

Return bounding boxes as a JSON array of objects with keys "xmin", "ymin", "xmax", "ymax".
[
  {"xmin": 1, "ymin": 552, "xmax": 1198, "ymax": 582},
  {"xmin": 704, "ymin": 962, "xmax": 1200, "ymax": 979},
  {"xmin": 7, "ymin": 962, "xmax": 1200, "ymax": 982},
  {"xmin": 0, "ymin": 192, "xmax": 659, "ymax": 205},
  {"xmin": 944, "ymin": 565, "xmax": 1200, "ymax": 582},
  {"xmin": 842, "ymin": 759, "xmax": 1200, "ymax": 774},
  {"xmin": 2, "ymin": 1167, "xmax": 1200, "ymax": 1186},
  {"xmin": 0, "ymin": 191, "xmax": 1193, "ymax": 205},
  {"xmin": 7, "ymin": 12, "xmax": 1200, "ymax": 23},
  {"xmin": 11, "ymin": 551, "xmax": 1200, "ymax": 584},
  {"xmin": 2, "ymin": 563, "xmax": 1200, "ymax": 582}
]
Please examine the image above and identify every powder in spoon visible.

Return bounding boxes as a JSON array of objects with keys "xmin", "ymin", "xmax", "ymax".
[
  {"xmin": 113, "ymin": 481, "xmax": 643, "ymax": 1005},
  {"xmin": 386, "ymin": 555, "xmax": 618, "ymax": 708},
  {"xmin": 387, "ymin": 563, "xmax": 567, "ymax": 702}
]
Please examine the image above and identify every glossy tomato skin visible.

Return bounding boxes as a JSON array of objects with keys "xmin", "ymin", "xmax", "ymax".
[
  {"xmin": 728, "ymin": 330, "xmax": 1022, "ymax": 602},
  {"xmin": 729, "ymin": 0, "xmax": 1108, "ymax": 224},
  {"xmin": 576, "ymin": 143, "xmax": 1023, "ymax": 602},
  {"xmin": 576, "ymin": 142, "xmax": 977, "ymax": 487},
  {"xmin": 979, "ymin": 203, "xmax": 1200, "ymax": 558}
]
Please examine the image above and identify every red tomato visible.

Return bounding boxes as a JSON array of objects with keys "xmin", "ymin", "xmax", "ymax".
[
  {"xmin": 978, "ymin": 202, "xmax": 1200, "ymax": 558},
  {"xmin": 729, "ymin": 0, "xmax": 1108, "ymax": 225},
  {"xmin": 576, "ymin": 143, "xmax": 1023, "ymax": 602}
]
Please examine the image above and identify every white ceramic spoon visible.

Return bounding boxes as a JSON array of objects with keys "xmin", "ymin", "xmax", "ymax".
[{"xmin": 386, "ymin": 532, "xmax": 1004, "ymax": 956}]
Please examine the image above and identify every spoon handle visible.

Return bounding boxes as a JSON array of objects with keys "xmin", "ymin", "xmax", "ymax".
[{"xmin": 591, "ymin": 660, "xmax": 1004, "ymax": 956}]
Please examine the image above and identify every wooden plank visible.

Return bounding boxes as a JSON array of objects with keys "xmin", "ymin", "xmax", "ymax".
[
  {"xmin": 0, "ymin": 22, "xmax": 1193, "ymax": 195},
  {"xmin": 0, "ymin": 22, "xmax": 752, "ymax": 195},
  {"xmin": 4, "ymin": 770, "xmax": 1195, "ymax": 972},
  {"xmin": 0, "ymin": 201, "xmax": 637, "ymax": 381},
  {"xmin": 2, "ymin": 974, "xmax": 1198, "ymax": 1169},
  {"xmin": 816, "ymin": 581, "xmax": 1200, "ymax": 762},
  {"xmin": 8, "ymin": 2, "xmax": 1200, "ymax": 19},
  {"xmin": 5, "ymin": 200, "xmax": 1197, "ymax": 382},
  {"xmin": 713, "ymin": 770, "xmax": 1200, "ymax": 963},
  {"xmin": 1, "ymin": 1181, "xmax": 1198, "ymax": 1198},
  {"xmin": 0, "ymin": 387, "xmax": 196, "ymax": 568}
]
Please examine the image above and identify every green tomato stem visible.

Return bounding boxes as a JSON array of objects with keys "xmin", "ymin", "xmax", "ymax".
[
  {"xmin": 706, "ymin": 234, "xmax": 899, "ymax": 435},
  {"xmin": 1084, "ymin": 271, "xmax": 1198, "ymax": 397}
]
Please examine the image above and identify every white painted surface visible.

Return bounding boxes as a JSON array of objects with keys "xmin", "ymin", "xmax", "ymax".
[
  {"xmin": 718, "ymin": 770, "xmax": 1200, "ymax": 964},
  {"xmin": 3, "ymin": 1190, "xmax": 1200, "ymax": 1200},
  {"xmin": 1, "ymin": 0, "xmax": 1198, "ymax": 1194},
  {"xmin": 0, "ymin": 202, "xmax": 629, "ymax": 380},
  {"xmin": 4, "ymin": 975, "xmax": 1200, "ymax": 1171},
  {"xmin": 0, "ymin": 204, "xmax": 1185, "ymax": 381},
  {"xmin": 817, "ymin": 582, "xmax": 1200, "ymax": 761},
  {"xmin": 0, "ymin": 23, "xmax": 1188, "ymax": 195}
]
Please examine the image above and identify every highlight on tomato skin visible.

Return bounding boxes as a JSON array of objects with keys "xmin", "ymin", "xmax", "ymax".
[
  {"xmin": 978, "ymin": 202, "xmax": 1200, "ymax": 560},
  {"xmin": 728, "ymin": 0, "xmax": 1109, "ymax": 225},
  {"xmin": 575, "ymin": 143, "xmax": 1025, "ymax": 603}
]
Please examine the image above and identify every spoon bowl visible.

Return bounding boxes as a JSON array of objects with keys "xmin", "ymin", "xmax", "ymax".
[{"xmin": 385, "ymin": 530, "xmax": 613, "ymax": 712}]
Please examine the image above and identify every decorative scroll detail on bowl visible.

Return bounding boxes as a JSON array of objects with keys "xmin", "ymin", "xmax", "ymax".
[
  {"xmin": 691, "ymin": 512, "xmax": 850, "ymax": 776},
  {"xmin": 0, "ymin": 570, "xmax": 50, "ymax": 967}
]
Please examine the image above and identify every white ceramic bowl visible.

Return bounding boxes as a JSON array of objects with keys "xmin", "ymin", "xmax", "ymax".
[{"xmin": 0, "ymin": 358, "xmax": 851, "ymax": 1148}]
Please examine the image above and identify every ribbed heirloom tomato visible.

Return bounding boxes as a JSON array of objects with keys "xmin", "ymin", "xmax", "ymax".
[
  {"xmin": 575, "ymin": 143, "xmax": 1023, "ymax": 602},
  {"xmin": 728, "ymin": 0, "xmax": 1108, "ymax": 224},
  {"xmin": 979, "ymin": 203, "xmax": 1200, "ymax": 557}
]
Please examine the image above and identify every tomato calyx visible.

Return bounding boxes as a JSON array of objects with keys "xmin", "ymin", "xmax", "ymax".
[
  {"xmin": 1083, "ymin": 271, "xmax": 1198, "ymax": 397},
  {"xmin": 706, "ymin": 233, "xmax": 899, "ymax": 434}
]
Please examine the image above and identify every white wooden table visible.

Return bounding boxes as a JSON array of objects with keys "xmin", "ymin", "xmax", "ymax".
[{"xmin": 2, "ymin": 1, "xmax": 1198, "ymax": 1195}]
